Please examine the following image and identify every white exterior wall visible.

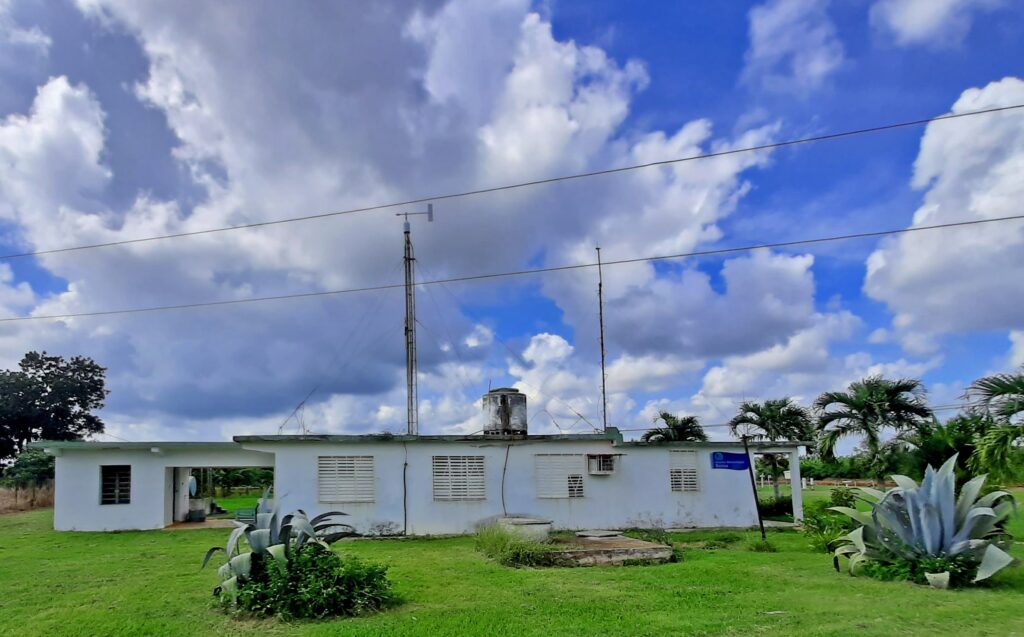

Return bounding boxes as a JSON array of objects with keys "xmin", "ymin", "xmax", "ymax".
[
  {"xmin": 247, "ymin": 439, "xmax": 765, "ymax": 535},
  {"xmin": 51, "ymin": 446, "xmax": 273, "ymax": 531}
]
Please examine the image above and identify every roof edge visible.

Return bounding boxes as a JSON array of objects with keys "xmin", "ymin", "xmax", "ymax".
[
  {"xmin": 28, "ymin": 440, "xmax": 246, "ymax": 451},
  {"xmin": 234, "ymin": 431, "xmax": 621, "ymax": 444},
  {"xmin": 614, "ymin": 440, "xmax": 811, "ymax": 448}
]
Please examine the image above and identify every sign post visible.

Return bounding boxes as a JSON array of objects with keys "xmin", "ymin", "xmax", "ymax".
[{"xmin": 742, "ymin": 436, "xmax": 767, "ymax": 542}]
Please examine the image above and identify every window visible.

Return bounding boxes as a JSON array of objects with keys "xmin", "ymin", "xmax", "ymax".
[
  {"xmin": 535, "ymin": 454, "xmax": 585, "ymax": 498},
  {"xmin": 101, "ymin": 465, "xmax": 131, "ymax": 505},
  {"xmin": 318, "ymin": 456, "xmax": 375, "ymax": 503},
  {"xmin": 432, "ymin": 456, "xmax": 486, "ymax": 501},
  {"xmin": 669, "ymin": 450, "xmax": 700, "ymax": 493},
  {"xmin": 587, "ymin": 454, "xmax": 617, "ymax": 475}
]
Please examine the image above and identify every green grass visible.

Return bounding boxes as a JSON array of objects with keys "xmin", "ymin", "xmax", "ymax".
[
  {"xmin": 211, "ymin": 494, "xmax": 262, "ymax": 515},
  {"xmin": 1, "ymin": 506, "xmax": 1023, "ymax": 636},
  {"xmin": 757, "ymin": 484, "xmax": 847, "ymax": 501}
]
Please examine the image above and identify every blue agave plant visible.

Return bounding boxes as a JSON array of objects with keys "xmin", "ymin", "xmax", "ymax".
[
  {"xmin": 831, "ymin": 455, "xmax": 1017, "ymax": 588},
  {"xmin": 201, "ymin": 489, "xmax": 354, "ymax": 596}
]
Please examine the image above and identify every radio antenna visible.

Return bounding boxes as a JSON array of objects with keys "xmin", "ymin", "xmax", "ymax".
[
  {"xmin": 596, "ymin": 246, "xmax": 608, "ymax": 432},
  {"xmin": 397, "ymin": 203, "xmax": 433, "ymax": 435}
]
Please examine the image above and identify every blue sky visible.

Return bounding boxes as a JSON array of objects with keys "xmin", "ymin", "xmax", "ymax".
[{"xmin": 0, "ymin": 0, "xmax": 1022, "ymax": 444}]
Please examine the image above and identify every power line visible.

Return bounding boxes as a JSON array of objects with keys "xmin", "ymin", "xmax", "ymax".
[
  {"xmin": 417, "ymin": 257, "xmax": 601, "ymax": 431},
  {"xmin": 3, "ymin": 104, "xmax": 1022, "ymax": 262},
  {"xmin": 4, "ymin": 212, "xmax": 1021, "ymax": 324}
]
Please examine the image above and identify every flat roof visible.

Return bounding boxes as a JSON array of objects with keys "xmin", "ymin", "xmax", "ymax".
[
  {"xmin": 28, "ymin": 441, "xmax": 249, "ymax": 451},
  {"xmin": 29, "ymin": 431, "xmax": 803, "ymax": 451},
  {"xmin": 234, "ymin": 431, "xmax": 622, "ymax": 444},
  {"xmin": 615, "ymin": 440, "xmax": 811, "ymax": 449}
]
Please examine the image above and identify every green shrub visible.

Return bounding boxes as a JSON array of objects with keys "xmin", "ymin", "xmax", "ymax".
[
  {"xmin": 757, "ymin": 495, "xmax": 792, "ymax": 518},
  {"xmin": 862, "ymin": 555, "xmax": 978, "ymax": 589},
  {"xmin": 747, "ymin": 540, "xmax": 778, "ymax": 552},
  {"xmin": 801, "ymin": 501, "xmax": 855, "ymax": 553},
  {"xmin": 229, "ymin": 545, "xmax": 393, "ymax": 619},
  {"xmin": 829, "ymin": 486, "xmax": 856, "ymax": 508},
  {"xmin": 475, "ymin": 524, "xmax": 560, "ymax": 567},
  {"xmin": 800, "ymin": 456, "xmax": 869, "ymax": 479}
]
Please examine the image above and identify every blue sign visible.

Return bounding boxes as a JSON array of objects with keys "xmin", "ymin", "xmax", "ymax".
[{"xmin": 711, "ymin": 451, "xmax": 750, "ymax": 470}]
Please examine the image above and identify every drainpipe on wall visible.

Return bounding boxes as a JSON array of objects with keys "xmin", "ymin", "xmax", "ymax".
[{"xmin": 402, "ymin": 442, "xmax": 409, "ymax": 536}]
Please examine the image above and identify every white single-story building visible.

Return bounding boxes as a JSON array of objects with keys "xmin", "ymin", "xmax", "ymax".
[{"xmin": 33, "ymin": 424, "xmax": 805, "ymax": 534}]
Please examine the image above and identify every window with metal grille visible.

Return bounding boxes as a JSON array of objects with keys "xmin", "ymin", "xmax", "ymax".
[
  {"xmin": 318, "ymin": 456, "xmax": 375, "ymax": 503},
  {"xmin": 101, "ymin": 465, "xmax": 131, "ymax": 505},
  {"xmin": 669, "ymin": 450, "xmax": 700, "ymax": 493},
  {"xmin": 535, "ymin": 454, "xmax": 585, "ymax": 498},
  {"xmin": 432, "ymin": 456, "xmax": 486, "ymax": 501}
]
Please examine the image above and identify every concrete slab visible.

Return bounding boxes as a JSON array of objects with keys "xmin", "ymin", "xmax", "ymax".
[
  {"xmin": 550, "ymin": 536, "xmax": 673, "ymax": 566},
  {"xmin": 575, "ymin": 529, "xmax": 621, "ymax": 538}
]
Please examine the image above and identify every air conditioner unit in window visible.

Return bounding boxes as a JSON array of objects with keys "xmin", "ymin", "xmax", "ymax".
[{"xmin": 586, "ymin": 454, "xmax": 619, "ymax": 475}]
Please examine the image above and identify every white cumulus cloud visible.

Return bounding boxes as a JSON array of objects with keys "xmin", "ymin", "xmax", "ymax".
[
  {"xmin": 870, "ymin": 0, "xmax": 1005, "ymax": 47},
  {"xmin": 865, "ymin": 77, "xmax": 1024, "ymax": 354},
  {"xmin": 742, "ymin": 0, "xmax": 844, "ymax": 92}
]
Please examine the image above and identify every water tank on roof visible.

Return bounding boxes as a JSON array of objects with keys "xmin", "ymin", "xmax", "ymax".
[{"xmin": 482, "ymin": 388, "xmax": 527, "ymax": 437}]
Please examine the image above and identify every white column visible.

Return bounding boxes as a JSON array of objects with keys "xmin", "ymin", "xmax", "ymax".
[
  {"xmin": 789, "ymin": 448, "xmax": 803, "ymax": 522},
  {"xmin": 174, "ymin": 467, "xmax": 191, "ymax": 522}
]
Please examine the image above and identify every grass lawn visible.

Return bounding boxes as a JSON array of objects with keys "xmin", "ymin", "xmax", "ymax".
[
  {"xmin": 210, "ymin": 494, "xmax": 265, "ymax": 515},
  {"xmin": 1, "ymin": 506, "xmax": 1022, "ymax": 637}
]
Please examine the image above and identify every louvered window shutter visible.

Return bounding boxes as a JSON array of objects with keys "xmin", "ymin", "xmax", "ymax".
[
  {"xmin": 535, "ymin": 454, "xmax": 585, "ymax": 498},
  {"xmin": 669, "ymin": 450, "xmax": 700, "ymax": 492},
  {"xmin": 318, "ymin": 456, "xmax": 375, "ymax": 502},
  {"xmin": 432, "ymin": 456, "xmax": 486, "ymax": 501}
]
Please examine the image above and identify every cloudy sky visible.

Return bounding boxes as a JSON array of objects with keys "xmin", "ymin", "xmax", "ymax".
[{"xmin": 0, "ymin": 0, "xmax": 1022, "ymax": 444}]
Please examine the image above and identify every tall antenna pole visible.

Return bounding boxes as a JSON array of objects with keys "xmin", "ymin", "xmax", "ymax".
[
  {"xmin": 403, "ymin": 223, "xmax": 418, "ymax": 436},
  {"xmin": 398, "ymin": 204, "xmax": 433, "ymax": 436},
  {"xmin": 596, "ymin": 246, "xmax": 608, "ymax": 432}
]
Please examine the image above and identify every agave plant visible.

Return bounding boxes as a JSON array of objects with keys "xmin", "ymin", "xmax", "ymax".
[
  {"xmin": 201, "ymin": 489, "xmax": 355, "ymax": 596},
  {"xmin": 831, "ymin": 455, "xmax": 1017, "ymax": 588}
]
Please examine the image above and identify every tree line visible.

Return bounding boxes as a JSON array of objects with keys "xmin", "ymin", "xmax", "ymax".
[{"xmin": 643, "ymin": 368, "xmax": 1024, "ymax": 492}]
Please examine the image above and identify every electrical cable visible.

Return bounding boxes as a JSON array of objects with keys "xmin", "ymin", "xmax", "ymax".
[
  {"xmin": 2, "ymin": 104, "xmax": 1020, "ymax": 262},
  {"xmin": 4, "ymin": 213, "xmax": 1022, "ymax": 323}
]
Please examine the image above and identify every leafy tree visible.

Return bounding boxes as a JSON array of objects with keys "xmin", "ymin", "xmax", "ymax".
[
  {"xmin": 641, "ymin": 412, "xmax": 708, "ymax": 443},
  {"xmin": 212, "ymin": 467, "xmax": 274, "ymax": 495},
  {"xmin": 0, "ymin": 448, "xmax": 55, "ymax": 486},
  {"xmin": 815, "ymin": 376, "xmax": 931, "ymax": 482},
  {"xmin": 728, "ymin": 398, "xmax": 812, "ymax": 498},
  {"xmin": 893, "ymin": 414, "xmax": 992, "ymax": 482},
  {"xmin": 966, "ymin": 367, "xmax": 1024, "ymax": 478},
  {"xmin": 0, "ymin": 352, "xmax": 107, "ymax": 463}
]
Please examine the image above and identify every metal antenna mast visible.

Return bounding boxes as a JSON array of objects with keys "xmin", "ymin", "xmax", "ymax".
[
  {"xmin": 398, "ymin": 204, "xmax": 433, "ymax": 436},
  {"xmin": 596, "ymin": 246, "xmax": 608, "ymax": 432}
]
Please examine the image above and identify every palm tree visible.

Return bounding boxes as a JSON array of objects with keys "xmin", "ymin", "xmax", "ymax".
[
  {"xmin": 641, "ymin": 412, "xmax": 708, "ymax": 443},
  {"xmin": 892, "ymin": 413, "xmax": 992, "ymax": 482},
  {"xmin": 728, "ymin": 398, "xmax": 812, "ymax": 499},
  {"xmin": 815, "ymin": 376, "xmax": 932, "ymax": 482},
  {"xmin": 965, "ymin": 367, "xmax": 1024, "ymax": 477},
  {"xmin": 966, "ymin": 367, "xmax": 1024, "ymax": 421}
]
